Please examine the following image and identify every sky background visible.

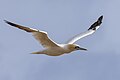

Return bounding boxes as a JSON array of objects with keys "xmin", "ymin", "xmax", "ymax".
[{"xmin": 0, "ymin": 0, "xmax": 120, "ymax": 80}]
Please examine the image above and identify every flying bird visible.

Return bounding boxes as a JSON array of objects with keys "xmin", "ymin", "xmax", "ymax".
[{"xmin": 4, "ymin": 16, "xmax": 103, "ymax": 56}]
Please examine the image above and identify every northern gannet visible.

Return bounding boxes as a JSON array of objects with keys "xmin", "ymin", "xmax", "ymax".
[{"xmin": 4, "ymin": 16, "xmax": 103, "ymax": 56}]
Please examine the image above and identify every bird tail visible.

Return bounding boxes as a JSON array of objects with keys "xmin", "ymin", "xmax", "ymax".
[{"xmin": 31, "ymin": 51, "xmax": 44, "ymax": 54}]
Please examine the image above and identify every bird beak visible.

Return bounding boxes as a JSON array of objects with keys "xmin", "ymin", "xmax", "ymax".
[{"xmin": 79, "ymin": 47, "xmax": 87, "ymax": 51}]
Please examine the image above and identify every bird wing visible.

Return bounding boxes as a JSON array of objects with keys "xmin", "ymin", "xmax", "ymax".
[
  {"xmin": 66, "ymin": 15, "xmax": 103, "ymax": 44},
  {"xmin": 4, "ymin": 20, "xmax": 59, "ymax": 48}
]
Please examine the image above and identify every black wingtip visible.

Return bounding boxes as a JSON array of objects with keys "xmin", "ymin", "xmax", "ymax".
[
  {"xmin": 4, "ymin": 20, "xmax": 9, "ymax": 24},
  {"xmin": 4, "ymin": 20, "xmax": 10, "ymax": 23},
  {"xmin": 98, "ymin": 15, "xmax": 103, "ymax": 23},
  {"xmin": 4, "ymin": 20, "xmax": 18, "ymax": 27},
  {"xmin": 88, "ymin": 15, "xmax": 103, "ymax": 30}
]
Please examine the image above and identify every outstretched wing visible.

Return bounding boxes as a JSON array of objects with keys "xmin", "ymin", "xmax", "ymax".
[
  {"xmin": 4, "ymin": 20, "xmax": 59, "ymax": 48},
  {"xmin": 67, "ymin": 15, "xmax": 103, "ymax": 44}
]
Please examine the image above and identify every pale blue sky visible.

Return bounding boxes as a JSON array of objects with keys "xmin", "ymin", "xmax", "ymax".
[{"xmin": 0, "ymin": 0, "xmax": 120, "ymax": 80}]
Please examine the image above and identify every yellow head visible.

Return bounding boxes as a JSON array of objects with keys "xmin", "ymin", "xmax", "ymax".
[{"xmin": 67, "ymin": 44, "xmax": 87, "ymax": 52}]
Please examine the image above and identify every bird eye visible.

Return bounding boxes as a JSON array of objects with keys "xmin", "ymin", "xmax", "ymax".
[{"xmin": 75, "ymin": 46, "xmax": 80, "ymax": 49}]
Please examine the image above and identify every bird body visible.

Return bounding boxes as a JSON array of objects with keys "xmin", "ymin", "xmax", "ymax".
[
  {"xmin": 5, "ymin": 16, "xmax": 103, "ymax": 56},
  {"xmin": 32, "ymin": 44, "xmax": 81, "ymax": 56}
]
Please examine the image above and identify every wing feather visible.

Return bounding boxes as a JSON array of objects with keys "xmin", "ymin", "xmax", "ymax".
[
  {"xmin": 67, "ymin": 16, "xmax": 103, "ymax": 44},
  {"xmin": 4, "ymin": 20, "xmax": 59, "ymax": 48}
]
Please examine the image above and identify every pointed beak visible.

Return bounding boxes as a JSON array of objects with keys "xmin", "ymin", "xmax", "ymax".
[{"xmin": 79, "ymin": 47, "xmax": 87, "ymax": 51}]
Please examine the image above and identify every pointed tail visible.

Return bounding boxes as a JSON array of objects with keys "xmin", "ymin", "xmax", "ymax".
[{"xmin": 31, "ymin": 51, "xmax": 44, "ymax": 54}]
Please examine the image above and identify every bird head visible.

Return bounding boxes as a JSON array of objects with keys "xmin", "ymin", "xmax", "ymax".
[{"xmin": 67, "ymin": 44, "xmax": 87, "ymax": 52}]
